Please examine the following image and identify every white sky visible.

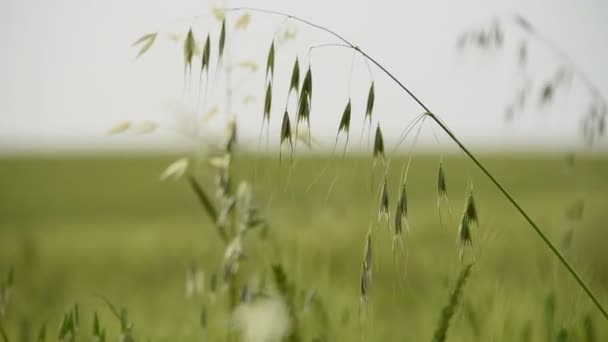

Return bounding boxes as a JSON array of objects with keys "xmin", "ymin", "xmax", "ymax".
[{"xmin": 1, "ymin": 0, "xmax": 607, "ymax": 154}]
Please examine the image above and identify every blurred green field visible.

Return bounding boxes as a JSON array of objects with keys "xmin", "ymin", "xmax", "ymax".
[{"xmin": 1, "ymin": 153, "xmax": 607, "ymax": 341}]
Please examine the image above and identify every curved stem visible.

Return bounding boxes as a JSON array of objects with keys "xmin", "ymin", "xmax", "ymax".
[{"xmin": 225, "ymin": 6, "xmax": 608, "ymax": 320}]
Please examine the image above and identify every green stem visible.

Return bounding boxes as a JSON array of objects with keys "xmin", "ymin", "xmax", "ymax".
[
  {"xmin": 0, "ymin": 320, "xmax": 9, "ymax": 342},
  {"xmin": 225, "ymin": 7, "xmax": 608, "ymax": 320}
]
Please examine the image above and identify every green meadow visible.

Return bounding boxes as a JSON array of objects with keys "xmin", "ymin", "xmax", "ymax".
[{"xmin": 1, "ymin": 153, "xmax": 607, "ymax": 341}]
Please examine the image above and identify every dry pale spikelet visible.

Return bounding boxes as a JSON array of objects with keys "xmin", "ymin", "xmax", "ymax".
[
  {"xmin": 378, "ymin": 177, "xmax": 390, "ymax": 227},
  {"xmin": 295, "ymin": 127, "xmax": 321, "ymax": 149},
  {"xmin": 201, "ymin": 106, "xmax": 219, "ymax": 123},
  {"xmin": 232, "ymin": 297, "xmax": 291, "ymax": 342},
  {"xmin": 223, "ymin": 235, "xmax": 244, "ymax": 282},
  {"xmin": 106, "ymin": 121, "xmax": 131, "ymax": 136},
  {"xmin": 160, "ymin": 158, "xmax": 189, "ymax": 181},
  {"xmin": 132, "ymin": 121, "xmax": 157, "ymax": 134},
  {"xmin": 208, "ymin": 154, "xmax": 231, "ymax": 170},
  {"xmin": 238, "ymin": 61, "xmax": 259, "ymax": 72},
  {"xmin": 212, "ymin": 7, "xmax": 226, "ymax": 21},
  {"xmin": 235, "ymin": 13, "xmax": 251, "ymax": 30},
  {"xmin": 132, "ymin": 33, "xmax": 157, "ymax": 59}
]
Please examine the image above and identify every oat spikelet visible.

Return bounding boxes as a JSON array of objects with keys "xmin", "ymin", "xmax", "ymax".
[
  {"xmin": 397, "ymin": 183, "xmax": 409, "ymax": 232},
  {"xmin": 458, "ymin": 214, "xmax": 473, "ymax": 261},
  {"xmin": 378, "ymin": 177, "xmax": 390, "ymax": 228},
  {"xmin": 289, "ymin": 57, "xmax": 300, "ymax": 96},
  {"xmin": 466, "ymin": 187, "xmax": 478, "ymax": 227},
  {"xmin": 360, "ymin": 232, "xmax": 373, "ymax": 301},
  {"xmin": 373, "ymin": 124, "xmax": 385, "ymax": 164},
  {"xmin": 280, "ymin": 111, "xmax": 293, "ymax": 162}
]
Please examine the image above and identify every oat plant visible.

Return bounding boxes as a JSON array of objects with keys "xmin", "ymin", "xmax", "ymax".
[
  {"xmin": 209, "ymin": 7, "xmax": 607, "ymax": 320},
  {"xmin": 127, "ymin": 5, "xmax": 607, "ymax": 331}
]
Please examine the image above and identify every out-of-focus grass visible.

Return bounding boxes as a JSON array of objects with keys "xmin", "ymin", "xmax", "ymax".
[{"xmin": 0, "ymin": 153, "xmax": 607, "ymax": 341}]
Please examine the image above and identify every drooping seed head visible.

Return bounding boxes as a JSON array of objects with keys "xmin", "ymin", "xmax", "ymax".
[
  {"xmin": 302, "ymin": 66, "xmax": 312, "ymax": 102},
  {"xmin": 266, "ymin": 40, "xmax": 275, "ymax": 81},
  {"xmin": 373, "ymin": 124, "xmax": 385, "ymax": 163},
  {"xmin": 280, "ymin": 111, "xmax": 293, "ymax": 148},
  {"xmin": 466, "ymin": 189, "xmax": 478, "ymax": 227},
  {"xmin": 437, "ymin": 161, "xmax": 448, "ymax": 206},
  {"xmin": 378, "ymin": 177, "xmax": 390, "ymax": 227},
  {"xmin": 289, "ymin": 57, "xmax": 300, "ymax": 95},
  {"xmin": 365, "ymin": 82, "xmax": 375, "ymax": 122},
  {"xmin": 218, "ymin": 19, "xmax": 226, "ymax": 62},
  {"xmin": 201, "ymin": 33, "xmax": 211, "ymax": 73},
  {"xmin": 297, "ymin": 91, "xmax": 310, "ymax": 125},
  {"xmin": 184, "ymin": 28, "xmax": 196, "ymax": 70},
  {"xmin": 264, "ymin": 83, "xmax": 272, "ymax": 121},
  {"xmin": 360, "ymin": 233, "xmax": 373, "ymax": 300},
  {"xmin": 458, "ymin": 215, "xmax": 473, "ymax": 261},
  {"xmin": 338, "ymin": 99, "xmax": 352, "ymax": 135}
]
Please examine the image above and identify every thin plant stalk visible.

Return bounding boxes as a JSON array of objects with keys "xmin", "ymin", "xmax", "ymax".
[{"xmin": 223, "ymin": 6, "xmax": 608, "ymax": 320}]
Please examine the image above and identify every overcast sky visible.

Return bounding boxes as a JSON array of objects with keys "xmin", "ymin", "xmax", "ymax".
[{"xmin": 1, "ymin": 0, "xmax": 607, "ymax": 154}]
